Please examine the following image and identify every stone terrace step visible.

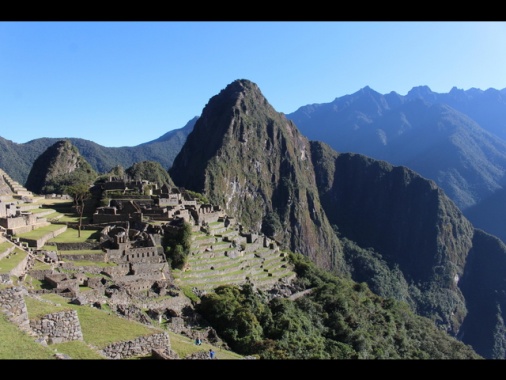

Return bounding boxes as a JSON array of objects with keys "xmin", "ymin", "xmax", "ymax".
[
  {"xmin": 218, "ymin": 229, "xmax": 240, "ymax": 239},
  {"xmin": 181, "ymin": 251, "xmax": 249, "ymax": 270},
  {"xmin": 176, "ymin": 274, "xmax": 249, "ymax": 290},
  {"xmin": 176, "ymin": 234, "xmax": 297, "ymax": 291},
  {"xmin": 18, "ymin": 224, "xmax": 68, "ymax": 249},
  {"xmin": 176, "ymin": 268, "xmax": 296, "ymax": 291},
  {"xmin": 180, "ymin": 260, "xmax": 255, "ymax": 278},
  {"xmin": 17, "ymin": 204, "xmax": 41, "ymax": 212},
  {"xmin": 32, "ymin": 209, "xmax": 57, "ymax": 218}
]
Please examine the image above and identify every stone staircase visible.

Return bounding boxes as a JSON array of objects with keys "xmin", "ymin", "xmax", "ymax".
[{"xmin": 0, "ymin": 169, "xmax": 32, "ymax": 198}]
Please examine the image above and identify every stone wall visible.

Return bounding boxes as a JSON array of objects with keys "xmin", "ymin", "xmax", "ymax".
[
  {"xmin": 59, "ymin": 252, "xmax": 106, "ymax": 262},
  {"xmin": 7, "ymin": 221, "xmax": 51, "ymax": 235},
  {"xmin": 0, "ymin": 213, "xmax": 37, "ymax": 229},
  {"xmin": 64, "ymin": 265, "xmax": 104, "ymax": 275},
  {"xmin": 158, "ymin": 197, "xmax": 179, "ymax": 207},
  {"xmin": 0, "ymin": 286, "xmax": 31, "ymax": 333},
  {"xmin": 100, "ymin": 332, "xmax": 171, "ymax": 359},
  {"xmin": 93, "ymin": 213, "xmax": 132, "ymax": 224},
  {"xmin": 115, "ymin": 277, "xmax": 160, "ymax": 293},
  {"xmin": 0, "ymin": 201, "xmax": 17, "ymax": 218},
  {"xmin": 71, "ymin": 288, "xmax": 107, "ymax": 305},
  {"xmin": 55, "ymin": 242, "xmax": 102, "ymax": 251},
  {"xmin": 131, "ymin": 262, "xmax": 167, "ymax": 275},
  {"xmin": 29, "ymin": 309, "xmax": 84, "ymax": 344},
  {"xmin": 0, "ymin": 289, "xmax": 174, "ymax": 360},
  {"xmin": 28, "ymin": 269, "xmax": 54, "ymax": 281},
  {"xmin": 124, "ymin": 247, "xmax": 164, "ymax": 263},
  {"xmin": 101, "ymin": 264, "xmax": 130, "ymax": 278}
]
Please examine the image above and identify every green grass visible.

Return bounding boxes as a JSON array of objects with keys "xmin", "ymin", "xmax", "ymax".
[
  {"xmin": 15, "ymin": 292, "xmax": 245, "ymax": 359},
  {"xmin": 30, "ymin": 260, "xmax": 53, "ymax": 271},
  {"xmin": 0, "ymin": 241, "xmax": 14, "ymax": 254},
  {"xmin": 47, "ymin": 228, "xmax": 101, "ymax": 243},
  {"xmin": 194, "ymin": 234, "xmax": 215, "ymax": 241},
  {"xmin": 59, "ymin": 249, "xmax": 104, "ymax": 255},
  {"xmin": 0, "ymin": 248, "xmax": 27, "ymax": 274},
  {"xmin": 36, "ymin": 199, "xmax": 95, "ymax": 223},
  {"xmin": 166, "ymin": 330, "xmax": 243, "ymax": 359},
  {"xmin": 179, "ymin": 285, "xmax": 200, "ymax": 303},
  {"xmin": 40, "ymin": 244, "xmax": 58, "ymax": 250},
  {"xmin": 0, "ymin": 313, "xmax": 55, "ymax": 359},
  {"xmin": 29, "ymin": 207, "xmax": 52, "ymax": 214},
  {"xmin": 14, "ymin": 224, "xmax": 66, "ymax": 240},
  {"xmin": 51, "ymin": 340, "xmax": 106, "ymax": 359},
  {"xmin": 24, "ymin": 294, "xmax": 72, "ymax": 319},
  {"xmin": 61, "ymin": 260, "xmax": 115, "ymax": 268},
  {"xmin": 23, "ymin": 275, "xmax": 47, "ymax": 290},
  {"xmin": 28, "ymin": 293, "xmax": 158, "ymax": 349}
]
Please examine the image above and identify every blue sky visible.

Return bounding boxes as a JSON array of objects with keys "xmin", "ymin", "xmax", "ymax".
[{"xmin": 1, "ymin": 21, "xmax": 505, "ymax": 147}]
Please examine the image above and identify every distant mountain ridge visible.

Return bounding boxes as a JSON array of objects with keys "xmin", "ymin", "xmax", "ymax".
[
  {"xmin": 286, "ymin": 85, "xmax": 506, "ymax": 245},
  {"xmin": 0, "ymin": 116, "xmax": 197, "ymax": 187}
]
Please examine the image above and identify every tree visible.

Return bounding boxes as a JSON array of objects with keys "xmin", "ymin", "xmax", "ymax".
[
  {"xmin": 162, "ymin": 221, "xmax": 193, "ymax": 269},
  {"xmin": 65, "ymin": 183, "xmax": 91, "ymax": 238}
]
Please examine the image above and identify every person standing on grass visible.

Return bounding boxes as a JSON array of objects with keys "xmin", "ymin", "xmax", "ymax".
[{"xmin": 209, "ymin": 349, "xmax": 215, "ymax": 359}]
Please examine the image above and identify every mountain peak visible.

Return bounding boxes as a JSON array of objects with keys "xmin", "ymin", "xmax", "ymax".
[
  {"xmin": 25, "ymin": 139, "xmax": 96, "ymax": 195},
  {"xmin": 169, "ymin": 79, "xmax": 344, "ymax": 272},
  {"xmin": 406, "ymin": 85, "xmax": 437, "ymax": 102},
  {"xmin": 358, "ymin": 85, "xmax": 379, "ymax": 96},
  {"xmin": 407, "ymin": 85, "xmax": 434, "ymax": 96}
]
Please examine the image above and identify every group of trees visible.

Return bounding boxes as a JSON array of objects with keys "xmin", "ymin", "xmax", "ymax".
[{"xmin": 196, "ymin": 252, "xmax": 482, "ymax": 360}]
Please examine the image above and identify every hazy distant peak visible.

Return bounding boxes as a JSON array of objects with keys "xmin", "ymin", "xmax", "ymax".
[
  {"xmin": 449, "ymin": 86, "xmax": 465, "ymax": 94},
  {"xmin": 357, "ymin": 85, "xmax": 380, "ymax": 96},
  {"xmin": 406, "ymin": 85, "xmax": 437, "ymax": 101}
]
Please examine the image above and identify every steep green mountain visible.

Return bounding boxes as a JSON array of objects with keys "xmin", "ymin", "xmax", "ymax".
[
  {"xmin": 169, "ymin": 79, "xmax": 345, "ymax": 274},
  {"xmin": 310, "ymin": 141, "xmax": 473, "ymax": 336},
  {"xmin": 459, "ymin": 229, "xmax": 506, "ymax": 359},
  {"xmin": 24, "ymin": 140, "xmax": 97, "ymax": 195},
  {"xmin": 308, "ymin": 140, "xmax": 506, "ymax": 359},
  {"xmin": 125, "ymin": 160, "xmax": 175, "ymax": 188},
  {"xmin": 0, "ymin": 117, "xmax": 196, "ymax": 186}
]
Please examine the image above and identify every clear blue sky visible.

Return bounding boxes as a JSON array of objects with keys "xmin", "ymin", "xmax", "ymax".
[{"xmin": 1, "ymin": 21, "xmax": 505, "ymax": 147}]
